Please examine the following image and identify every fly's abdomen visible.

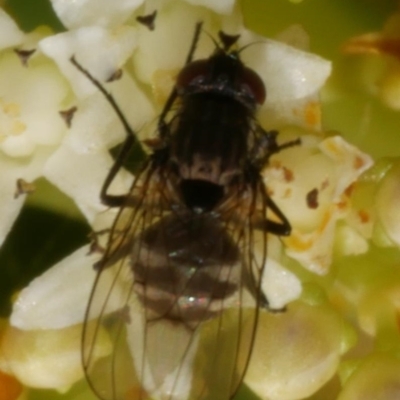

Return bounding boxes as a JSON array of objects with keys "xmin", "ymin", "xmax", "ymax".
[{"xmin": 131, "ymin": 213, "xmax": 240, "ymax": 325}]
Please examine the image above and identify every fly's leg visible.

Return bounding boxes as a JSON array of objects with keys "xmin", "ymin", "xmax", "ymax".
[
  {"xmin": 251, "ymin": 179, "xmax": 293, "ymax": 312},
  {"xmin": 70, "ymin": 57, "xmax": 141, "ymax": 208},
  {"xmin": 251, "ymin": 187, "xmax": 292, "ymax": 236},
  {"xmin": 72, "ymin": 22, "xmax": 204, "ymax": 205},
  {"xmin": 158, "ymin": 22, "xmax": 203, "ymax": 139},
  {"xmin": 250, "ymin": 127, "xmax": 300, "ymax": 233},
  {"xmin": 259, "ymin": 195, "xmax": 292, "ymax": 236},
  {"xmin": 264, "ymin": 129, "xmax": 301, "ymax": 158},
  {"xmin": 252, "ymin": 128, "xmax": 301, "ymax": 168},
  {"xmin": 87, "ymin": 229, "xmax": 109, "ymax": 255}
]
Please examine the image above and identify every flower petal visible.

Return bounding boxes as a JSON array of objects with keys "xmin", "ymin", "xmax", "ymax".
[
  {"xmin": 2, "ymin": 322, "xmax": 110, "ymax": 391},
  {"xmin": 375, "ymin": 160, "xmax": 400, "ymax": 246},
  {"xmin": 64, "ymin": 73, "xmax": 156, "ymax": 153},
  {"xmin": 43, "ymin": 144, "xmax": 132, "ymax": 223},
  {"xmin": 10, "ymin": 245, "xmax": 126, "ymax": 330},
  {"xmin": 338, "ymin": 355, "xmax": 400, "ymax": 400},
  {"xmin": 40, "ymin": 25, "xmax": 138, "ymax": 99},
  {"xmin": 0, "ymin": 52, "xmax": 68, "ymax": 156},
  {"xmin": 240, "ymin": 29, "xmax": 332, "ymax": 103},
  {"xmin": 11, "ymin": 246, "xmax": 97, "ymax": 330},
  {"xmin": 246, "ymin": 302, "xmax": 344, "ymax": 400},
  {"xmin": 262, "ymin": 258, "xmax": 302, "ymax": 310},
  {"xmin": 0, "ymin": 148, "xmax": 52, "ymax": 246},
  {"xmin": 183, "ymin": 0, "xmax": 235, "ymax": 14},
  {"xmin": 0, "ymin": 9, "xmax": 24, "ymax": 50},
  {"xmin": 50, "ymin": 0, "xmax": 144, "ymax": 29},
  {"xmin": 132, "ymin": 2, "xmax": 240, "ymax": 85}
]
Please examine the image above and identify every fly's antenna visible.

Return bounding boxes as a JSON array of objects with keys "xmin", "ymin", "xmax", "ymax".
[
  {"xmin": 236, "ymin": 40, "xmax": 265, "ymax": 56},
  {"xmin": 201, "ymin": 29, "xmax": 219, "ymax": 51}
]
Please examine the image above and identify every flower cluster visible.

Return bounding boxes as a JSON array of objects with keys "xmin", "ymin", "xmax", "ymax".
[{"xmin": 0, "ymin": 1, "xmax": 399, "ymax": 400}]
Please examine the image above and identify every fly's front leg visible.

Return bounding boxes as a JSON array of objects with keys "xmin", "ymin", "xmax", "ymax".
[
  {"xmin": 70, "ymin": 57, "xmax": 141, "ymax": 208},
  {"xmin": 158, "ymin": 22, "xmax": 203, "ymax": 140},
  {"xmin": 252, "ymin": 127, "xmax": 301, "ymax": 168}
]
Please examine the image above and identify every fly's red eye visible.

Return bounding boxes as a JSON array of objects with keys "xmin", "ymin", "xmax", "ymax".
[
  {"xmin": 241, "ymin": 67, "xmax": 266, "ymax": 105},
  {"xmin": 176, "ymin": 59, "xmax": 209, "ymax": 90}
]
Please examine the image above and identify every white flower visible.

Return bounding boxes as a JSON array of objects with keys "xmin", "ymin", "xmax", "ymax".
[
  {"xmin": 266, "ymin": 133, "xmax": 373, "ymax": 274},
  {"xmin": 2, "ymin": 1, "xmax": 369, "ymax": 398},
  {"xmin": 245, "ymin": 301, "xmax": 351, "ymax": 400},
  {"xmin": 39, "ymin": 24, "xmax": 155, "ymax": 222},
  {"xmin": 0, "ymin": 10, "xmax": 69, "ymax": 246}
]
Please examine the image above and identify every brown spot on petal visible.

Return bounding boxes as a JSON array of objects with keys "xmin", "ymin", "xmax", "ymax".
[
  {"xmin": 283, "ymin": 166, "xmax": 294, "ymax": 182},
  {"xmin": 336, "ymin": 199, "xmax": 349, "ymax": 211},
  {"xmin": 106, "ymin": 69, "xmax": 123, "ymax": 82},
  {"xmin": 358, "ymin": 209, "xmax": 370, "ymax": 224},
  {"xmin": 344, "ymin": 184, "xmax": 355, "ymax": 197},
  {"xmin": 13, "ymin": 48, "xmax": 36, "ymax": 66},
  {"xmin": 14, "ymin": 178, "xmax": 35, "ymax": 199},
  {"xmin": 321, "ymin": 178, "xmax": 330, "ymax": 191},
  {"xmin": 304, "ymin": 100, "xmax": 321, "ymax": 128},
  {"xmin": 125, "ymin": 386, "xmax": 150, "ymax": 400},
  {"xmin": 354, "ymin": 155, "xmax": 365, "ymax": 170},
  {"xmin": 306, "ymin": 188, "xmax": 319, "ymax": 209},
  {"xmin": 0, "ymin": 371, "xmax": 23, "ymax": 400},
  {"xmin": 136, "ymin": 10, "xmax": 157, "ymax": 31},
  {"xmin": 59, "ymin": 106, "xmax": 77, "ymax": 128},
  {"xmin": 283, "ymin": 188, "xmax": 292, "ymax": 198},
  {"xmin": 270, "ymin": 160, "xmax": 282, "ymax": 169}
]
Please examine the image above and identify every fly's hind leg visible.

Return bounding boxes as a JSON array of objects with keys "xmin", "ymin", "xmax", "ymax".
[
  {"xmin": 251, "ymin": 183, "xmax": 294, "ymax": 313},
  {"xmin": 253, "ymin": 194, "xmax": 292, "ymax": 236}
]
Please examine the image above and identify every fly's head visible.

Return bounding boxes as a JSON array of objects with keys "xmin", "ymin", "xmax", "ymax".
[{"xmin": 176, "ymin": 31, "xmax": 266, "ymax": 109}]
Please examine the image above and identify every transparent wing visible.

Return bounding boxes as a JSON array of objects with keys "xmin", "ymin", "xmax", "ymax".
[{"xmin": 82, "ymin": 165, "xmax": 268, "ymax": 400}]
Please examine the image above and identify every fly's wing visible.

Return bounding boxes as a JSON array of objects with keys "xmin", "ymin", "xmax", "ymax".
[
  {"xmin": 82, "ymin": 167, "xmax": 267, "ymax": 400},
  {"xmin": 194, "ymin": 184, "xmax": 268, "ymax": 399},
  {"xmin": 82, "ymin": 163, "xmax": 165, "ymax": 400}
]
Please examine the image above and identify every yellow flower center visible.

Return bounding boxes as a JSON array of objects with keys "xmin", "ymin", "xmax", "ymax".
[{"xmin": 0, "ymin": 99, "xmax": 26, "ymax": 142}]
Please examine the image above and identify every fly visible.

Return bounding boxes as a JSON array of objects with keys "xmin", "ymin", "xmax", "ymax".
[{"xmin": 72, "ymin": 22, "xmax": 300, "ymax": 400}]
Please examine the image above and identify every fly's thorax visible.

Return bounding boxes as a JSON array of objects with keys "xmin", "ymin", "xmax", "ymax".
[
  {"xmin": 171, "ymin": 94, "xmax": 253, "ymax": 167},
  {"xmin": 131, "ymin": 213, "xmax": 241, "ymax": 324},
  {"xmin": 176, "ymin": 153, "xmax": 231, "ymax": 184},
  {"xmin": 166, "ymin": 93, "xmax": 257, "ymax": 211}
]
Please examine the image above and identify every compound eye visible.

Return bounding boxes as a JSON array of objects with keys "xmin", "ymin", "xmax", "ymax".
[
  {"xmin": 176, "ymin": 59, "xmax": 209, "ymax": 90},
  {"xmin": 241, "ymin": 66, "xmax": 266, "ymax": 104}
]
